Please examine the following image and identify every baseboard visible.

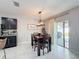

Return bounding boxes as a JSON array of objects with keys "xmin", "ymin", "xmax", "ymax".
[{"xmin": 69, "ymin": 48, "xmax": 79, "ymax": 55}]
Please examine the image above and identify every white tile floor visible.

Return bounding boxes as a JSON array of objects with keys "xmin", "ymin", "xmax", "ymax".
[{"xmin": 0, "ymin": 43, "xmax": 79, "ymax": 59}]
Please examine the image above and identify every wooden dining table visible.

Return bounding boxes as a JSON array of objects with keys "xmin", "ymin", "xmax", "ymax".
[{"xmin": 31, "ymin": 34, "xmax": 51, "ymax": 56}]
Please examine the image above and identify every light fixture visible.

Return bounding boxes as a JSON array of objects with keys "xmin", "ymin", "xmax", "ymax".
[
  {"xmin": 12, "ymin": 0, "xmax": 20, "ymax": 7},
  {"xmin": 37, "ymin": 11, "xmax": 45, "ymax": 26}
]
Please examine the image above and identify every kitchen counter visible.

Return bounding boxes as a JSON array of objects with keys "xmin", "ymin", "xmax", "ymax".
[{"xmin": 0, "ymin": 34, "xmax": 17, "ymax": 37}]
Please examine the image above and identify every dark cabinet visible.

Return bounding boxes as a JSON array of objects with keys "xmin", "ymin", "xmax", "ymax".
[
  {"xmin": 1, "ymin": 17, "xmax": 17, "ymax": 30},
  {"xmin": 5, "ymin": 36, "xmax": 17, "ymax": 48},
  {"xmin": 1, "ymin": 19, "xmax": 9, "ymax": 30},
  {"xmin": 0, "ymin": 17, "xmax": 17, "ymax": 48}
]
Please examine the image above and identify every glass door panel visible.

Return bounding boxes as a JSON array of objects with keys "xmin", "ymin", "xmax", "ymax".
[
  {"xmin": 64, "ymin": 21, "xmax": 69, "ymax": 48},
  {"xmin": 57, "ymin": 22, "xmax": 64, "ymax": 46}
]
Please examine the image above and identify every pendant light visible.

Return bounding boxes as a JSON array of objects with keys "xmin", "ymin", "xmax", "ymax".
[{"xmin": 37, "ymin": 11, "xmax": 45, "ymax": 26}]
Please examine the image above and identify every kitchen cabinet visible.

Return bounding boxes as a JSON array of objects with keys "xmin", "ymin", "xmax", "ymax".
[{"xmin": 0, "ymin": 17, "xmax": 17, "ymax": 48}]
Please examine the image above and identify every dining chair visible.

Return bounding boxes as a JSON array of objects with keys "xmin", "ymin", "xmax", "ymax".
[
  {"xmin": 33, "ymin": 35, "xmax": 49, "ymax": 55},
  {"xmin": 0, "ymin": 37, "xmax": 7, "ymax": 59}
]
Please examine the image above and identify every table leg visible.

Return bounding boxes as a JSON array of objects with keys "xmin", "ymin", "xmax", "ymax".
[
  {"xmin": 49, "ymin": 37, "xmax": 51, "ymax": 51},
  {"xmin": 31, "ymin": 35, "xmax": 33, "ymax": 46},
  {"xmin": 37, "ymin": 46, "xmax": 40, "ymax": 56},
  {"xmin": 37, "ymin": 39, "xmax": 41, "ymax": 56}
]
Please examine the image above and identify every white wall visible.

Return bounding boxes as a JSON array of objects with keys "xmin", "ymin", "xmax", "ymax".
[
  {"xmin": 17, "ymin": 16, "xmax": 38, "ymax": 45},
  {"xmin": 55, "ymin": 6, "xmax": 79, "ymax": 54},
  {"xmin": 44, "ymin": 19, "xmax": 54, "ymax": 44},
  {"xmin": 68, "ymin": 7, "xmax": 79, "ymax": 54},
  {"xmin": 0, "ymin": 13, "xmax": 38, "ymax": 45},
  {"xmin": 44, "ymin": 20, "xmax": 50, "ymax": 34}
]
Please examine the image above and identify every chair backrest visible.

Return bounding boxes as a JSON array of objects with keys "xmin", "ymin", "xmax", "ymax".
[{"xmin": 0, "ymin": 38, "xmax": 7, "ymax": 49}]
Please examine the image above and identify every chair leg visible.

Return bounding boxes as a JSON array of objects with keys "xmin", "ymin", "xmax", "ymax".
[
  {"xmin": 34, "ymin": 46, "xmax": 36, "ymax": 51},
  {"xmin": 42, "ymin": 47, "xmax": 44, "ymax": 55},
  {"xmin": 47, "ymin": 46, "xmax": 49, "ymax": 53},
  {"xmin": 2, "ymin": 49, "xmax": 6, "ymax": 59},
  {"xmin": 37, "ymin": 46, "xmax": 40, "ymax": 56}
]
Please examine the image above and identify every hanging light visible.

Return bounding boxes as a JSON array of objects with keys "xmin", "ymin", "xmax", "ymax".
[{"xmin": 37, "ymin": 11, "xmax": 45, "ymax": 26}]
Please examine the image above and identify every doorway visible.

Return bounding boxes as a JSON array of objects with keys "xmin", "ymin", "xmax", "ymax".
[{"xmin": 54, "ymin": 20, "xmax": 69, "ymax": 48}]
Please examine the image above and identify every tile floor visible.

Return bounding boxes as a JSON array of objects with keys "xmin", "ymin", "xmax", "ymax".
[{"xmin": 0, "ymin": 43, "xmax": 79, "ymax": 59}]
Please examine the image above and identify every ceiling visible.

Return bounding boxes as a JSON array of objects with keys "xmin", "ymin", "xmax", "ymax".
[{"xmin": 0, "ymin": 0, "xmax": 79, "ymax": 19}]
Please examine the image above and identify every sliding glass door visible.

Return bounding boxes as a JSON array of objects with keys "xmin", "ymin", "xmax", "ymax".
[
  {"xmin": 64, "ymin": 21, "xmax": 69, "ymax": 48},
  {"xmin": 57, "ymin": 22, "xmax": 64, "ymax": 47},
  {"xmin": 54, "ymin": 20, "xmax": 69, "ymax": 48}
]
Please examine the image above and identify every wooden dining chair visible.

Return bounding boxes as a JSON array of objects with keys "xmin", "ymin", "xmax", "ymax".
[
  {"xmin": 33, "ymin": 35, "xmax": 49, "ymax": 55},
  {"xmin": 0, "ymin": 38, "xmax": 7, "ymax": 59}
]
